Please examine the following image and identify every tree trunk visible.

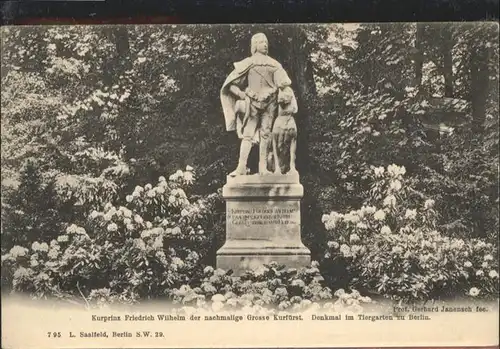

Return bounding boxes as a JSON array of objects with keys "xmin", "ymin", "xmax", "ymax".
[
  {"xmin": 284, "ymin": 27, "xmax": 317, "ymax": 175},
  {"xmin": 441, "ymin": 27, "xmax": 454, "ymax": 97},
  {"xmin": 469, "ymin": 36, "xmax": 490, "ymax": 237},
  {"xmin": 414, "ymin": 23, "xmax": 425, "ymax": 90},
  {"xmin": 113, "ymin": 27, "xmax": 130, "ymax": 58},
  {"xmin": 470, "ymin": 42, "xmax": 489, "ymax": 135}
]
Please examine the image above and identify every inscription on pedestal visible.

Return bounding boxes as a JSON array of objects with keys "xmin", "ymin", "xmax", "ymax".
[
  {"xmin": 228, "ymin": 206, "xmax": 299, "ymax": 226},
  {"xmin": 226, "ymin": 201, "xmax": 300, "ymax": 241}
]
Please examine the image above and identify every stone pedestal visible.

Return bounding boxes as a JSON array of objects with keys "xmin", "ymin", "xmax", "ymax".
[{"xmin": 216, "ymin": 173, "xmax": 311, "ymax": 275}]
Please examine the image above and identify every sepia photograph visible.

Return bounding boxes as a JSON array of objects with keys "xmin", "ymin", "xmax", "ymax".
[{"xmin": 1, "ymin": 23, "xmax": 499, "ymax": 348}]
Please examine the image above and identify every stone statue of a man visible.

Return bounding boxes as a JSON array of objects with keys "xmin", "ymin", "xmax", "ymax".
[{"xmin": 221, "ymin": 33, "xmax": 297, "ymax": 176}]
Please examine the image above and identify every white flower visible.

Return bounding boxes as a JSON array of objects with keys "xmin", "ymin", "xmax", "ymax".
[
  {"xmin": 134, "ymin": 239, "xmax": 146, "ymax": 251},
  {"xmin": 212, "ymin": 294, "xmax": 225, "ymax": 303},
  {"xmin": 334, "ymin": 289, "xmax": 345, "ymax": 297},
  {"xmin": 181, "ymin": 209, "xmax": 189, "ymax": 217},
  {"xmin": 123, "ymin": 218, "xmax": 132, "ymax": 225},
  {"xmin": 476, "ymin": 270, "xmax": 484, "ymax": 276},
  {"xmin": 107, "ymin": 223, "xmax": 118, "ymax": 232},
  {"xmin": 134, "ymin": 215, "xmax": 144, "ymax": 224},
  {"xmin": 405, "ymin": 209, "xmax": 417, "ymax": 220},
  {"xmin": 152, "ymin": 236, "xmax": 163, "ymax": 249},
  {"xmin": 132, "ymin": 191, "xmax": 140, "ymax": 198},
  {"xmin": 392, "ymin": 246, "xmax": 403, "ymax": 254},
  {"xmin": 159, "ymin": 176, "xmax": 166, "ymax": 182},
  {"xmin": 204, "ymin": 266, "xmax": 214, "ymax": 274},
  {"xmin": 374, "ymin": 210, "xmax": 386, "ymax": 221},
  {"xmin": 10, "ymin": 246, "xmax": 28, "ymax": 257},
  {"xmin": 469, "ymin": 287, "xmax": 480, "ymax": 297},
  {"xmin": 104, "ymin": 202, "xmax": 113, "ymax": 211},
  {"xmin": 291, "ymin": 279, "xmax": 306, "ymax": 288},
  {"xmin": 373, "ymin": 166, "xmax": 385, "ymax": 177},
  {"xmin": 481, "ymin": 262, "xmax": 488, "ymax": 268},
  {"xmin": 47, "ymin": 249, "xmax": 59, "ymax": 259},
  {"xmin": 389, "ymin": 179, "xmax": 402, "ymax": 191},
  {"xmin": 145, "ymin": 184, "xmax": 152, "ymax": 190},
  {"xmin": 135, "ymin": 186, "xmax": 144, "ymax": 193},
  {"xmin": 380, "ymin": 225, "xmax": 391, "ymax": 234},
  {"xmin": 356, "ymin": 222, "xmax": 368, "ymax": 229},
  {"xmin": 484, "ymin": 254, "xmax": 493, "ymax": 261},
  {"xmin": 361, "ymin": 296, "xmax": 372, "ymax": 303},
  {"xmin": 327, "ymin": 241, "xmax": 339, "ymax": 249},
  {"xmin": 387, "ymin": 164, "xmax": 406, "ymax": 177},
  {"xmin": 172, "ymin": 257, "xmax": 185, "ymax": 268},
  {"xmin": 344, "ymin": 213, "xmax": 360, "ymax": 223},
  {"xmin": 321, "ymin": 214, "xmax": 330, "ymax": 223},
  {"xmin": 350, "ymin": 234, "xmax": 360, "ymax": 243},
  {"xmin": 168, "ymin": 196, "xmax": 176, "ymax": 204},
  {"xmin": 145, "ymin": 222, "xmax": 153, "ymax": 229},
  {"xmin": 103, "ymin": 213, "xmax": 113, "ymax": 221},
  {"xmin": 57, "ymin": 235, "xmax": 69, "ymax": 243},
  {"xmin": 211, "ymin": 301, "xmax": 224, "ymax": 312},
  {"xmin": 126, "ymin": 195, "xmax": 133, "ymax": 203},
  {"xmin": 66, "ymin": 224, "xmax": 78, "ymax": 234},
  {"xmin": 90, "ymin": 210, "xmax": 100, "ymax": 219},
  {"xmin": 122, "ymin": 208, "xmax": 132, "ymax": 218},
  {"xmin": 424, "ymin": 199, "xmax": 435, "ymax": 209},
  {"xmin": 126, "ymin": 224, "xmax": 134, "ymax": 231},
  {"xmin": 147, "ymin": 190, "xmax": 156, "ymax": 198},
  {"xmin": 31, "ymin": 242, "xmax": 41, "ymax": 251},
  {"xmin": 464, "ymin": 261, "xmax": 472, "ymax": 268},
  {"xmin": 186, "ymin": 165, "xmax": 193, "ymax": 171},
  {"xmin": 362, "ymin": 206, "xmax": 376, "ymax": 214},
  {"xmin": 183, "ymin": 171, "xmax": 194, "ymax": 183},
  {"xmin": 383, "ymin": 195, "xmax": 397, "ymax": 207},
  {"xmin": 141, "ymin": 230, "xmax": 151, "ymax": 239},
  {"xmin": 37, "ymin": 243, "xmax": 49, "ymax": 253},
  {"xmin": 489, "ymin": 270, "xmax": 499, "ymax": 279},
  {"xmin": 156, "ymin": 186, "xmax": 165, "ymax": 194},
  {"xmin": 340, "ymin": 244, "xmax": 351, "ymax": 257},
  {"xmin": 38, "ymin": 272, "xmax": 50, "ymax": 281}
]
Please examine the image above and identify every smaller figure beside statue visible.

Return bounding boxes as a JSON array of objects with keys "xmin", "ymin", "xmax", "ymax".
[{"xmin": 220, "ymin": 32, "xmax": 299, "ymax": 177}]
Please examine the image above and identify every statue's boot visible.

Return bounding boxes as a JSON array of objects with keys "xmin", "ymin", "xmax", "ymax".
[
  {"xmin": 229, "ymin": 139, "xmax": 252, "ymax": 177},
  {"xmin": 259, "ymin": 138, "xmax": 272, "ymax": 175}
]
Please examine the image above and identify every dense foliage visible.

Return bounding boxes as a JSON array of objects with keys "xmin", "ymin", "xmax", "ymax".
[
  {"xmin": 1, "ymin": 23, "xmax": 498, "ymax": 306},
  {"xmin": 321, "ymin": 165, "xmax": 498, "ymax": 302},
  {"xmin": 1, "ymin": 168, "xmax": 219, "ymax": 301}
]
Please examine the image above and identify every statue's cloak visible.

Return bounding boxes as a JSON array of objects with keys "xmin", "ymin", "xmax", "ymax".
[{"xmin": 220, "ymin": 55, "xmax": 290, "ymax": 135}]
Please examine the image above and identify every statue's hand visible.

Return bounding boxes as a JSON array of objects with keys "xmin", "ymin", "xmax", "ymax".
[{"xmin": 229, "ymin": 85, "xmax": 246, "ymax": 100}]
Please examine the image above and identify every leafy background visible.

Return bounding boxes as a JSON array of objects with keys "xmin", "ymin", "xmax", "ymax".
[{"xmin": 1, "ymin": 23, "xmax": 498, "ymax": 309}]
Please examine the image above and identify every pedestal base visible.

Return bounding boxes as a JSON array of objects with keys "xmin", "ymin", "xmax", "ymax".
[
  {"xmin": 216, "ymin": 173, "xmax": 311, "ymax": 275},
  {"xmin": 217, "ymin": 241, "xmax": 311, "ymax": 275}
]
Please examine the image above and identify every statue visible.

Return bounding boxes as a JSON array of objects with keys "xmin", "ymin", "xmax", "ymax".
[
  {"xmin": 220, "ymin": 33, "xmax": 299, "ymax": 176},
  {"xmin": 272, "ymin": 85, "xmax": 298, "ymax": 175}
]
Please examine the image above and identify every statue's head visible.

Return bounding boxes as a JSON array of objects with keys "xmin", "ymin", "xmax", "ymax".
[{"xmin": 251, "ymin": 33, "xmax": 268, "ymax": 55}]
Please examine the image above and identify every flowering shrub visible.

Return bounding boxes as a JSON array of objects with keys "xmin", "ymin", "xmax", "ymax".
[
  {"xmin": 322, "ymin": 164, "xmax": 499, "ymax": 302},
  {"xmin": 1, "ymin": 167, "xmax": 219, "ymax": 302},
  {"xmin": 170, "ymin": 262, "xmax": 373, "ymax": 314}
]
